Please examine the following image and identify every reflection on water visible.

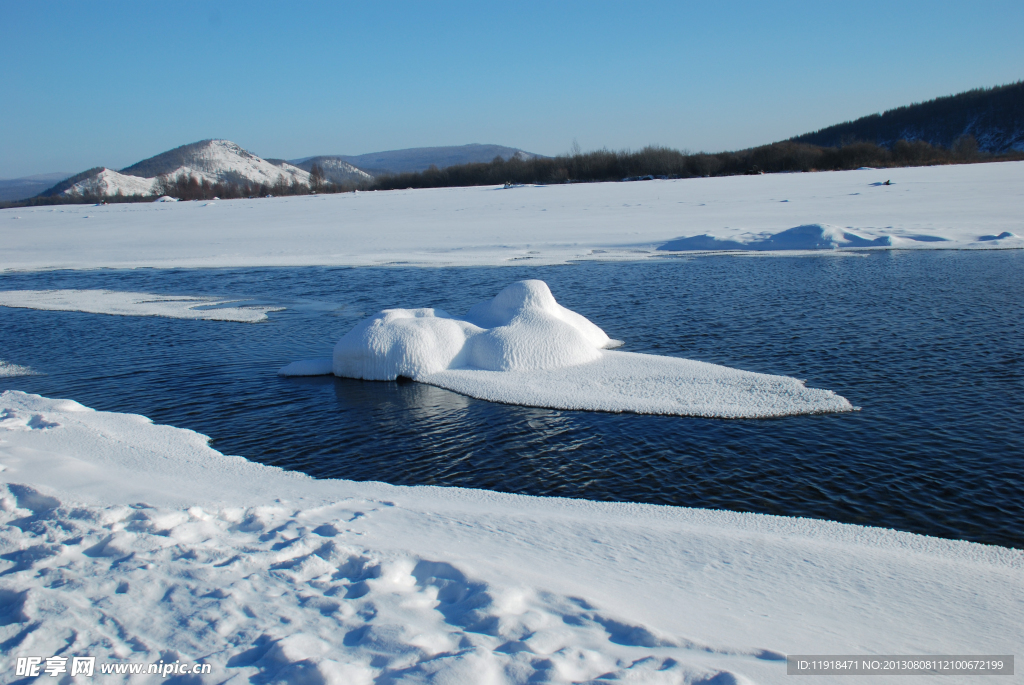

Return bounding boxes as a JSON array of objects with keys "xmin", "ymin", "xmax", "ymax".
[{"xmin": 1, "ymin": 252, "xmax": 1022, "ymax": 548}]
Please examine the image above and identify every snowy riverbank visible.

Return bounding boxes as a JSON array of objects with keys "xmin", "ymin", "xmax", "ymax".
[
  {"xmin": 1, "ymin": 390, "xmax": 1020, "ymax": 684},
  {"xmin": 3, "ymin": 162, "xmax": 1023, "ymax": 272}
]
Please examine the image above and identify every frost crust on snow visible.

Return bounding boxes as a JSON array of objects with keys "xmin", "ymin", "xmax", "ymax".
[
  {"xmin": 282, "ymin": 280, "xmax": 853, "ymax": 418},
  {"xmin": 0, "ymin": 289, "xmax": 283, "ymax": 323}
]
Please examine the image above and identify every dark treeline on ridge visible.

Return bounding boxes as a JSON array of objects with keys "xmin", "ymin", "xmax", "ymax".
[
  {"xmin": 368, "ymin": 137, "xmax": 1023, "ymax": 191},
  {"xmin": 153, "ymin": 170, "xmax": 363, "ymax": 202},
  {"xmin": 792, "ymin": 81, "xmax": 1024, "ymax": 152}
]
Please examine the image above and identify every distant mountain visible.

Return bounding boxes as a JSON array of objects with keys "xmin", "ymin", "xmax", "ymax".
[
  {"xmin": 290, "ymin": 157, "xmax": 373, "ymax": 184},
  {"xmin": 292, "ymin": 144, "xmax": 541, "ymax": 176},
  {"xmin": 791, "ymin": 81, "xmax": 1024, "ymax": 153},
  {"xmin": 120, "ymin": 139, "xmax": 310, "ymax": 187},
  {"xmin": 0, "ymin": 172, "xmax": 74, "ymax": 202},
  {"xmin": 40, "ymin": 140, "xmax": 313, "ymax": 198}
]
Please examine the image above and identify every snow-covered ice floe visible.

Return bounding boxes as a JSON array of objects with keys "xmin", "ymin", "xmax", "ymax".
[
  {"xmin": 0, "ymin": 289, "xmax": 283, "ymax": 323},
  {"xmin": 0, "ymin": 390, "xmax": 1019, "ymax": 684},
  {"xmin": 281, "ymin": 280, "xmax": 853, "ymax": 418}
]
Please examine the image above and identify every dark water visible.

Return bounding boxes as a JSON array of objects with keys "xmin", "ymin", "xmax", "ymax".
[{"xmin": 1, "ymin": 252, "xmax": 1021, "ymax": 548}]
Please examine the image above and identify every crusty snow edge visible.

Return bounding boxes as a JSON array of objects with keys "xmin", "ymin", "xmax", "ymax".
[
  {"xmin": 0, "ymin": 390, "xmax": 1019, "ymax": 685},
  {"xmin": 281, "ymin": 280, "xmax": 854, "ymax": 418}
]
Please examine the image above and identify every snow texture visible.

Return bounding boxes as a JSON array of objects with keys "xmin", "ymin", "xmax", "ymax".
[
  {"xmin": 4, "ymin": 161, "xmax": 1021, "ymax": 271},
  {"xmin": 0, "ymin": 290, "xmax": 283, "ymax": 323},
  {"xmin": 0, "ymin": 390, "xmax": 1019, "ymax": 684},
  {"xmin": 281, "ymin": 280, "xmax": 853, "ymax": 418}
]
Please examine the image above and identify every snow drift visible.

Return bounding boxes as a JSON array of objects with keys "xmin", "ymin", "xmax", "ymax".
[
  {"xmin": 659, "ymin": 224, "xmax": 893, "ymax": 252},
  {"xmin": 281, "ymin": 280, "xmax": 853, "ymax": 418}
]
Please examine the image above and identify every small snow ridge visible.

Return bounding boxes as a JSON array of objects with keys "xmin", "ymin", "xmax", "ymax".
[
  {"xmin": 282, "ymin": 280, "xmax": 853, "ymax": 418},
  {"xmin": 659, "ymin": 224, "xmax": 892, "ymax": 252},
  {"xmin": 0, "ymin": 360, "xmax": 41, "ymax": 377},
  {"xmin": 658, "ymin": 235, "xmax": 749, "ymax": 251},
  {"xmin": 0, "ymin": 289, "xmax": 284, "ymax": 323},
  {"xmin": 752, "ymin": 224, "xmax": 890, "ymax": 250},
  {"xmin": 977, "ymin": 231, "xmax": 1018, "ymax": 241}
]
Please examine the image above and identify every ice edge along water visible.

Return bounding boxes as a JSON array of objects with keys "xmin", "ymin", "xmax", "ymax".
[
  {"xmin": 0, "ymin": 289, "xmax": 284, "ymax": 323},
  {"xmin": 0, "ymin": 389, "xmax": 1019, "ymax": 685},
  {"xmin": 280, "ymin": 280, "xmax": 855, "ymax": 419}
]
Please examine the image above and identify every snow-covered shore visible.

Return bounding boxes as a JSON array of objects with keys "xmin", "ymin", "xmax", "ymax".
[
  {"xmin": 2, "ymin": 162, "xmax": 1023, "ymax": 272},
  {"xmin": 0, "ymin": 390, "xmax": 1020, "ymax": 684}
]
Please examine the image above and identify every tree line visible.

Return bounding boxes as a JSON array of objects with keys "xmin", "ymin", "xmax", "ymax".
[
  {"xmin": 368, "ymin": 136, "xmax": 1022, "ymax": 191},
  {"xmin": 3, "ymin": 136, "xmax": 1021, "ymax": 210}
]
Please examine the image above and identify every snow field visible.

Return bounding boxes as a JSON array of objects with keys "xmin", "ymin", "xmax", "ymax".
[
  {"xmin": 282, "ymin": 280, "xmax": 854, "ymax": 418},
  {"xmin": 2, "ymin": 161, "xmax": 1022, "ymax": 271},
  {"xmin": 0, "ymin": 390, "xmax": 1020, "ymax": 684},
  {"xmin": 0, "ymin": 289, "xmax": 284, "ymax": 323}
]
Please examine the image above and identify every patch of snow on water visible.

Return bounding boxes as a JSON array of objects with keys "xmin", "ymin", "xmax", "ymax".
[
  {"xmin": 0, "ymin": 290, "xmax": 283, "ymax": 323},
  {"xmin": 0, "ymin": 360, "xmax": 40, "ymax": 377},
  {"xmin": 281, "ymin": 280, "xmax": 853, "ymax": 418}
]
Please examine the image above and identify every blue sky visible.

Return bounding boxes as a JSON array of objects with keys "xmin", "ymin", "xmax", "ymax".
[{"xmin": 2, "ymin": 1, "xmax": 1022, "ymax": 178}]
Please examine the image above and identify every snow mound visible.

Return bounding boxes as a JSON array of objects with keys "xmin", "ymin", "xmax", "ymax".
[
  {"xmin": 977, "ymin": 231, "xmax": 1019, "ymax": 242},
  {"xmin": 333, "ymin": 281, "xmax": 613, "ymax": 380},
  {"xmin": 0, "ymin": 360, "xmax": 40, "ymax": 377},
  {"xmin": 0, "ymin": 290, "xmax": 283, "ymax": 323},
  {"xmin": 752, "ymin": 224, "xmax": 891, "ymax": 250},
  {"xmin": 660, "ymin": 224, "xmax": 893, "ymax": 251},
  {"xmin": 283, "ymin": 280, "xmax": 853, "ymax": 418},
  {"xmin": 658, "ymin": 235, "xmax": 749, "ymax": 251},
  {"xmin": 155, "ymin": 195, "xmax": 178, "ymax": 202}
]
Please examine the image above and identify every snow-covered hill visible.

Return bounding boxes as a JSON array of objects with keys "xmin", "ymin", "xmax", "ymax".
[
  {"xmin": 294, "ymin": 144, "xmax": 541, "ymax": 176},
  {"xmin": 121, "ymin": 139, "xmax": 310, "ymax": 187},
  {"xmin": 296, "ymin": 156, "xmax": 373, "ymax": 184},
  {"xmin": 60, "ymin": 168, "xmax": 159, "ymax": 197},
  {"xmin": 46, "ymin": 140, "xmax": 313, "ymax": 198}
]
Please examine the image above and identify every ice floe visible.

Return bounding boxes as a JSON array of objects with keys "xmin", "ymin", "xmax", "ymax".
[
  {"xmin": 281, "ymin": 280, "xmax": 853, "ymax": 418},
  {"xmin": 0, "ymin": 289, "xmax": 283, "ymax": 323},
  {"xmin": 0, "ymin": 389, "xmax": 1019, "ymax": 684}
]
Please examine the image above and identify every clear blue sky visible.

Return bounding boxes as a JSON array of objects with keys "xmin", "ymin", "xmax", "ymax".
[{"xmin": 2, "ymin": 1, "xmax": 1022, "ymax": 178}]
